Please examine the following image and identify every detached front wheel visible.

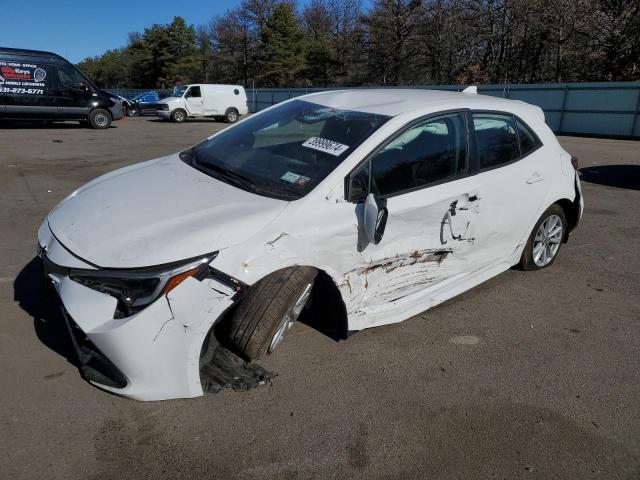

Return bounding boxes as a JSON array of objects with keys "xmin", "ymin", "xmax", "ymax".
[{"xmin": 228, "ymin": 267, "xmax": 317, "ymax": 361}]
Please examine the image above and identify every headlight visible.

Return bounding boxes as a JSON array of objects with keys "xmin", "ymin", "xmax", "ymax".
[{"xmin": 70, "ymin": 252, "xmax": 217, "ymax": 318}]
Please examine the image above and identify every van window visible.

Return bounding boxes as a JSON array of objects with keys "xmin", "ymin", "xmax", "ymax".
[
  {"xmin": 58, "ymin": 64, "xmax": 88, "ymax": 90},
  {"xmin": 186, "ymin": 86, "xmax": 201, "ymax": 98},
  {"xmin": 369, "ymin": 113, "xmax": 467, "ymax": 197},
  {"xmin": 472, "ymin": 113, "xmax": 520, "ymax": 170}
]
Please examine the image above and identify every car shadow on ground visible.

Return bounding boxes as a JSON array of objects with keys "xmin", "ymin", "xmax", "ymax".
[
  {"xmin": 13, "ymin": 257, "xmax": 80, "ymax": 367},
  {"xmin": 579, "ymin": 164, "xmax": 640, "ymax": 191},
  {"xmin": 0, "ymin": 120, "xmax": 117, "ymax": 129}
]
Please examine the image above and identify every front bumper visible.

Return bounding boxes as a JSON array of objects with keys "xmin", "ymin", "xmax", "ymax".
[
  {"xmin": 38, "ymin": 225, "xmax": 236, "ymax": 401},
  {"xmin": 156, "ymin": 110, "xmax": 171, "ymax": 119},
  {"xmin": 109, "ymin": 101, "xmax": 124, "ymax": 121}
]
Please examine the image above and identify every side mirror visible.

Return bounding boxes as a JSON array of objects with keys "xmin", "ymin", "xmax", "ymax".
[{"xmin": 363, "ymin": 193, "xmax": 388, "ymax": 245}]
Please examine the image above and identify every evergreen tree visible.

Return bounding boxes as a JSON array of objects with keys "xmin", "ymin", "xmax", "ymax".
[{"xmin": 259, "ymin": 3, "xmax": 307, "ymax": 86}]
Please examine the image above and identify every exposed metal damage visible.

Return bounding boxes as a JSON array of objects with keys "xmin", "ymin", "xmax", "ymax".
[{"xmin": 200, "ymin": 336, "xmax": 274, "ymax": 394}]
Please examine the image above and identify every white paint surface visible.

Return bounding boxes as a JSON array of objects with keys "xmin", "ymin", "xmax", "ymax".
[{"xmin": 39, "ymin": 89, "xmax": 583, "ymax": 400}]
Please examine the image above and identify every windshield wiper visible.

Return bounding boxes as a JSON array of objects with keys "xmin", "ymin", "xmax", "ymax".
[{"xmin": 190, "ymin": 147, "xmax": 265, "ymax": 196}]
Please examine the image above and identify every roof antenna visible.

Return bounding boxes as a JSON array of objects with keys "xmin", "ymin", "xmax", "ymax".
[{"xmin": 462, "ymin": 85, "xmax": 477, "ymax": 94}]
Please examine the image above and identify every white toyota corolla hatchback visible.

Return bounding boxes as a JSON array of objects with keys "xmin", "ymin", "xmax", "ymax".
[{"xmin": 37, "ymin": 89, "xmax": 583, "ymax": 400}]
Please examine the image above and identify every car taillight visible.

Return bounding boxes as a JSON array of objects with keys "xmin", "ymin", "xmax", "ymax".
[{"xmin": 571, "ymin": 155, "xmax": 579, "ymax": 170}]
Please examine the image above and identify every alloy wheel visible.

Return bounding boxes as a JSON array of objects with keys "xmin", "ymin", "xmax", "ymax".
[{"xmin": 533, "ymin": 214, "xmax": 563, "ymax": 267}]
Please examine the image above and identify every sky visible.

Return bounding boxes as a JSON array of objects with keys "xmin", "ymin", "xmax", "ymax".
[{"xmin": 0, "ymin": 0, "xmax": 243, "ymax": 63}]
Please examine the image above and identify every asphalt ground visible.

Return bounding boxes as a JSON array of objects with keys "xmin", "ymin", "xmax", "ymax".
[{"xmin": 0, "ymin": 116, "xmax": 639, "ymax": 479}]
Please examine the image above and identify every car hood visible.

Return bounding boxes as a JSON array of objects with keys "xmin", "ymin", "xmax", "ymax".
[
  {"xmin": 47, "ymin": 154, "xmax": 288, "ymax": 268},
  {"xmin": 158, "ymin": 97, "xmax": 180, "ymax": 105}
]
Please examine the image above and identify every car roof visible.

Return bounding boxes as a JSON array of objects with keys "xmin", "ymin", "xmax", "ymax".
[
  {"xmin": 0, "ymin": 47, "xmax": 68, "ymax": 64},
  {"xmin": 301, "ymin": 88, "xmax": 543, "ymax": 120}
]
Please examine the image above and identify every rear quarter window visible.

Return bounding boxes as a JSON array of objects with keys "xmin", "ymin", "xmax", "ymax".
[{"xmin": 517, "ymin": 119, "xmax": 542, "ymax": 157}]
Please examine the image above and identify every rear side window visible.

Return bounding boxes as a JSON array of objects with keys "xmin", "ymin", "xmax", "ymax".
[
  {"xmin": 517, "ymin": 119, "xmax": 542, "ymax": 157},
  {"xmin": 369, "ymin": 113, "xmax": 467, "ymax": 197},
  {"xmin": 472, "ymin": 113, "xmax": 519, "ymax": 170}
]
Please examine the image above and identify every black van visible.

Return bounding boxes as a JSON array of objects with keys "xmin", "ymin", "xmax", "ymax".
[{"xmin": 0, "ymin": 48, "xmax": 123, "ymax": 129}]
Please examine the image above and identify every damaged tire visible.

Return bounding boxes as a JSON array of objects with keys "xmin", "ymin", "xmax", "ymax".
[
  {"xmin": 228, "ymin": 267, "xmax": 317, "ymax": 361},
  {"xmin": 519, "ymin": 204, "xmax": 566, "ymax": 270}
]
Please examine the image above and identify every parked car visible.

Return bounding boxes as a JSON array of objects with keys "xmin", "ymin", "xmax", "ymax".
[
  {"xmin": 37, "ymin": 89, "xmax": 583, "ymax": 400},
  {"xmin": 0, "ymin": 47, "xmax": 123, "ymax": 128},
  {"xmin": 128, "ymin": 90, "xmax": 168, "ymax": 116},
  {"xmin": 156, "ymin": 84, "xmax": 248, "ymax": 123}
]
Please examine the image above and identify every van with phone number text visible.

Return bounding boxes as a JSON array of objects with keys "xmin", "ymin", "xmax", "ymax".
[{"xmin": 0, "ymin": 47, "xmax": 123, "ymax": 129}]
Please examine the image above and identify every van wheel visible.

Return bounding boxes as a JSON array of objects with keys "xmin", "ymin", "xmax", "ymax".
[
  {"xmin": 89, "ymin": 109, "xmax": 111, "ymax": 129},
  {"xmin": 225, "ymin": 108, "xmax": 239, "ymax": 123},
  {"xmin": 228, "ymin": 267, "xmax": 317, "ymax": 361},
  {"xmin": 519, "ymin": 204, "xmax": 566, "ymax": 270},
  {"xmin": 171, "ymin": 109, "xmax": 187, "ymax": 123}
]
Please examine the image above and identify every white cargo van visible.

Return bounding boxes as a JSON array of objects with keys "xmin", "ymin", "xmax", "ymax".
[{"xmin": 157, "ymin": 84, "xmax": 248, "ymax": 123}]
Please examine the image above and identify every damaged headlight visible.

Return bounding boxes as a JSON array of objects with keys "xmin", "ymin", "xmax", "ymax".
[{"xmin": 70, "ymin": 252, "xmax": 217, "ymax": 318}]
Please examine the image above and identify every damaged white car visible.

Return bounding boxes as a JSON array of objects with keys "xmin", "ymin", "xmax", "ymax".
[{"xmin": 37, "ymin": 89, "xmax": 583, "ymax": 401}]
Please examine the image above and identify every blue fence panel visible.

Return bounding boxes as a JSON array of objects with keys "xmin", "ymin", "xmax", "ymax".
[{"xmin": 247, "ymin": 82, "xmax": 640, "ymax": 138}]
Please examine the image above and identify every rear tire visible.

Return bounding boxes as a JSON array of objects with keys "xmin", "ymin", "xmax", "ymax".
[
  {"xmin": 519, "ymin": 204, "xmax": 566, "ymax": 271},
  {"xmin": 225, "ymin": 108, "xmax": 239, "ymax": 123},
  {"xmin": 228, "ymin": 267, "xmax": 317, "ymax": 361},
  {"xmin": 171, "ymin": 109, "xmax": 187, "ymax": 123},
  {"xmin": 88, "ymin": 109, "xmax": 111, "ymax": 129}
]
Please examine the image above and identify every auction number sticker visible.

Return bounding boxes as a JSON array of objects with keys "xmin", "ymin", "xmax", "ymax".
[{"xmin": 302, "ymin": 137, "xmax": 349, "ymax": 156}]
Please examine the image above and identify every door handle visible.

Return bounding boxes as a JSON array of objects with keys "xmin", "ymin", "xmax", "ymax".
[{"xmin": 526, "ymin": 173, "xmax": 544, "ymax": 184}]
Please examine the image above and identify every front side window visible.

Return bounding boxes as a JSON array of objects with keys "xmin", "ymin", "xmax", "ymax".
[
  {"xmin": 182, "ymin": 99, "xmax": 390, "ymax": 200},
  {"xmin": 57, "ymin": 65, "xmax": 89, "ymax": 90},
  {"xmin": 186, "ymin": 86, "xmax": 201, "ymax": 98},
  {"xmin": 368, "ymin": 113, "xmax": 468, "ymax": 198},
  {"xmin": 472, "ymin": 113, "xmax": 520, "ymax": 170}
]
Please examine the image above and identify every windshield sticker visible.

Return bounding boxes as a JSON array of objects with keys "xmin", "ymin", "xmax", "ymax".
[
  {"xmin": 281, "ymin": 171, "xmax": 310, "ymax": 187},
  {"xmin": 302, "ymin": 137, "xmax": 349, "ymax": 156},
  {"xmin": 0, "ymin": 61, "xmax": 47, "ymax": 95}
]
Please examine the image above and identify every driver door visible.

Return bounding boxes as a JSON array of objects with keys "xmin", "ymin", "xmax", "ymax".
[
  {"xmin": 346, "ymin": 112, "xmax": 483, "ymax": 313},
  {"xmin": 184, "ymin": 86, "xmax": 204, "ymax": 115},
  {"xmin": 54, "ymin": 64, "xmax": 93, "ymax": 118}
]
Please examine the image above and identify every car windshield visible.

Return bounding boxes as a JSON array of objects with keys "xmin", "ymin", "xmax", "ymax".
[
  {"xmin": 171, "ymin": 86, "xmax": 187, "ymax": 97},
  {"xmin": 181, "ymin": 99, "xmax": 390, "ymax": 200}
]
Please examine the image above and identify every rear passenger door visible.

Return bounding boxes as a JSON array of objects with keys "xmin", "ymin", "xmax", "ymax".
[
  {"xmin": 347, "ymin": 112, "xmax": 483, "ymax": 309},
  {"xmin": 469, "ymin": 112, "xmax": 548, "ymax": 263}
]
